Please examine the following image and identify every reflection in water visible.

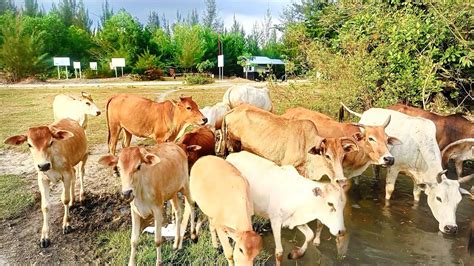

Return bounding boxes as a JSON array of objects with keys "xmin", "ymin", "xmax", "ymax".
[{"xmin": 260, "ymin": 170, "xmax": 474, "ymax": 265}]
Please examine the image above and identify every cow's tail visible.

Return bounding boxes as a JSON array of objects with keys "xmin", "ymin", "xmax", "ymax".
[
  {"xmin": 105, "ymin": 96, "xmax": 114, "ymax": 151},
  {"xmin": 338, "ymin": 102, "xmax": 362, "ymax": 122},
  {"xmin": 441, "ymin": 138, "xmax": 474, "ymax": 168},
  {"xmin": 216, "ymin": 108, "xmax": 235, "ymax": 157}
]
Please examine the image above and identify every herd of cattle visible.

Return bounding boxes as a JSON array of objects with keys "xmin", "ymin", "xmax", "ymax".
[{"xmin": 3, "ymin": 86, "xmax": 473, "ymax": 265}]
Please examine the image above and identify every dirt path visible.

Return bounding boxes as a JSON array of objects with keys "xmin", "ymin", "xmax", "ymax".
[{"xmin": 0, "ymin": 145, "xmax": 130, "ymax": 264}]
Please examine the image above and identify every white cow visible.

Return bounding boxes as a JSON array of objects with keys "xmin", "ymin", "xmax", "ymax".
[
  {"xmin": 199, "ymin": 102, "xmax": 230, "ymax": 129},
  {"xmin": 223, "ymin": 85, "xmax": 273, "ymax": 111},
  {"xmin": 226, "ymin": 151, "xmax": 346, "ymax": 265},
  {"xmin": 53, "ymin": 92, "xmax": 101, "ymax": 129},
  {"xmin": 344, "ymin": 106, "xmax": 472, "ymax": 234}
]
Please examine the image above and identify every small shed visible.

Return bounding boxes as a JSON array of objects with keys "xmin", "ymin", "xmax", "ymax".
[{"xmin": 242, "ymin": 56, "xmax": 285, "ymax": 81}]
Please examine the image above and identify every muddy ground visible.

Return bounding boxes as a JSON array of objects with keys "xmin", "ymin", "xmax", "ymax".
[{"xmin": 0, "ymin": 145, "xmax": 132, "ymax": 264}]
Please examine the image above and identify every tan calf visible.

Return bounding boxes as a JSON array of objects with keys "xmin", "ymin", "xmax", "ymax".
[
  {"xmin": 106, "ymin": 94, "xmax": 207, "ymax": 155},
  {"xmin": 99, "ymin": 143, "xmax": 195, "ymax": 266},
  {"xmin": 190, "ymin": 156, "xmax": 262, "ymax": 266},
  {"xmin": 4, "ymin": 119, "xmax": 88, "ymax": 248}
]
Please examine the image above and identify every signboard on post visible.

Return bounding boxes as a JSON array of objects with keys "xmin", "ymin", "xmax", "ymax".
[
  {"xmin": 218, "ymin": 55, "xmax": 224, "ymax": 67},
  {"xmin": 73, "ymin": 61, "xmax": 81, "ymax": 79},
  {"xmin": 89, "ymin": 62, "xmax": 97, "ymax": 70},
  {"xmin": 111, "ymin": 58, "xmax": 126, "ymax": 77},
  {"xmin": 53, "ymin": 57, "xmax": 70, "ymax": 80}
]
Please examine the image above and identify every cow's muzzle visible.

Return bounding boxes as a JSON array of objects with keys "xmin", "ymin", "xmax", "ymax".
[
  {"xmin": 38, "ymin": 163, "xmax": 51, "ymax": 172},
  {"xmin": 383, "ymin": 156, "xmax": 395, "ymax": 166},
  {"xmin": 122, "ymin": 189, "xmax": 134, "ymax": 201},
  {"xmin": 443, "ymin": 225, "xmax": 458, "ymax": 235},
  {"xmin": 201, "ymin": 117, "xmax": 208, "ymax": 125},
  {"xmin": 337, "ymin": 229, "xmax": 346, "ymax": 237},
  {"xmin": 96, "ymin": 111, "xmax": 101, "ymax": 116}
]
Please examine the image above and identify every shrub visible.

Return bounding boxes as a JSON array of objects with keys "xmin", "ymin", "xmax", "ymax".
[
  {"xmin": 184, "ymin": 73, "xmax": 214, "ymax": 85},
  {"xmin": 130, "ymin": 68, "xmax": 164, "ymax": 81}
]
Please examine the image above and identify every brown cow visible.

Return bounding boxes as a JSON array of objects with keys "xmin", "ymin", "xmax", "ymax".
[
  {"xmin": 106, "ymin": 94, "xmax": 207, "ymax": 155},
  {"xmin": 388, "ymin": 103, "xmax": 474, "ymax": 176},
  {"xmin": 283, "ymin": 107, "xmax": 399, "ymax": 178},
  {"xmin": 175, "ymin": 124, "xmax": 216, "ymax": 168},
  {"xmin": 220, "ymin": 104, "xmax": 359, "ymax": 182},
  {"xmin": 4, "ymin": 119, "xmax": 88, "ymax": 248},
  {"xmin": 99, "ymin": 143, "xmax": 195, "ymax": 266},
  {"xmin": 190, "ymin": 156, "xmax": 262, "ymax": 265}
]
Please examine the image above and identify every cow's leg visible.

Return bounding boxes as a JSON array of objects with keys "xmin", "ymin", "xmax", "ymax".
[
  {"xmin": 129, "ymin": 208, "xmax": 141, "ymax": 266},
  {"xmin": 455, "ymin": 159, "xmax": 464, "ymax": 177},
  {"xmin": 209, "ymin": 221, "xmax": 219, "ymax": 248},
  {"xmin": 38, "ymin": 173, "xmax": 51, "ymax": 248},
  {"xmin": 270, "ymin": 219, "xmax": 284, "ymax": 266},
  {"xmin": 153, "ymin": 207, "xmax": 164, "ymax": 266},
  {"xmin": 62, "ymin": 170, "xmax": 74, "ymax": 234},
  {"xmin": 216, "ymin": 226, "xmax": 235, "ymax": 266},
  {"xmin": 108, "ymin": 123, "xmax": 121, "ymax": 155},
  {"xmin": 385, "ymin": 167, "xmax": 399, "ymax": 202},
  {"xmin": 77, "ymin": 153, "xmax": 88, "ymax": 203},
  {"xmin": 169, "ymin": 195, "xmax": 182, "ymax": 250},
  {"xmin": 122, "ymin": 129, "xmax": 133, "ymax": 148},
  {"xmin": 373, "ymin": 165, "xmax": 381, "ymax": 180},
  {"xmin": 180, "ymin": 186, "xmax": 195, "ymax": 245},
  {"xmin": 289, "ymin": 224, "xmax": 314, "ymax": 259},
  {"xmin": 313, "ymin": 220, "xmax": 324, "ymax": 246},
  {"xmin": 69, "ymin": 167, "xmax": 76, "ymax": 207},
  {"xmin": 195, "ymin": 213, "xmax": 207, "ymax": 239}
]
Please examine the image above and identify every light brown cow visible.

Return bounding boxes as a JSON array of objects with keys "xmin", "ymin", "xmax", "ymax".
[
  {"xmin": 106, "ymin": 94, "xmax": 207, "ymax": 155},
  {"xmin": 220, "ymin": 104, "xmax": 358, "ymax": 182},
  {"xmin": 175, "ymin": 124, "xmax": 216, "ymax": 168},
  {"xmin": 4, "ymin": 119, "xmax": 88, "ymax": 248},
  {"xmin": 190, "ymin": 156, "xmax": 262, "ymax": 266},
  {"xmin": 99, "ymin": 143, "xmax": 195, "ymax": 266},
  {"xmin": 283, "ymin": 107, "xmax": 399, "ymax": 178},
  {"xmin": 388, "ymin": 103, "xmax": 474, "ymax": 176}
]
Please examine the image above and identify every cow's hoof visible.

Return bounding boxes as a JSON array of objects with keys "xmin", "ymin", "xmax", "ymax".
[
  {"xmin": 40, "ymin": 238, "xmax": 51, "ymax": 248},
  {"xmin": 191, "ymin": 234, "xmax": 199, "ymax": 243},
  {"xmin": 288, "ymin": 247, "xmax": 304, "ymax": 259},
  {"xmin": 63, "ymin": 225, "xmax": 72, "ymax": 234},
  {"xmin": 217, "ymin": 246, "xmax": 224, "ymax": 254}
]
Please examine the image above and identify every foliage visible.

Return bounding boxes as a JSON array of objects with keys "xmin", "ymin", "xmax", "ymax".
[
  {"xmin": 184, "ymin": 73, "xmax": 214, "ymax": 85},
  {"xmin": 0, "ymin": 174, "xmax": 35, "ymax": 219},
  {"xmin": 0, "ymin": 13, "xmax": 47, "ymax": 82},
  {"xmin": 196, "ymin": 59, "xmax": 214, "ymax": 73},
  {"xmin": 173, "ymin": 24, "xmax": 204, "ymax": 71}
]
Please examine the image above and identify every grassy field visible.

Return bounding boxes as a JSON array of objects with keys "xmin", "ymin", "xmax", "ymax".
[{"xmin": 0, "ymin": 174, "xmax": 35, "ymax": 219}]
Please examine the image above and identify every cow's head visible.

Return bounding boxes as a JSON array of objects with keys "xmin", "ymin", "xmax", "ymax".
[
  {"xmin": 418, "ymin": 170, "xmax": 472, "ymax": 234},
  {"xmin": 223, "ymin": 228, "xmax": 263, "ymax": 266},
  {"xmin": 99, "ymin": 147, "xmax": 160, "ymax": 201},
  {"xmin": 352, "ymin": 115, "xmax": 400, "ymax": 166},
  {"xmin": 176, "ymin": 143, "xmax": 202, "ymax": 168},
  {"xmin": 80, "ymin": 92, "xmax": 101, "ymax": 116},
  {"xmin": 313, "ymin": 183, "xmax": 347, "ymax": 236},
  {"xmin": 308, "ymin": 137, "xmax": 358, "ymax": 183},
  {"xmin": 175, "ymin": 96, "xmax": 207, "ymax": 126},
  {"xmin": 4, "ymin": 126, "xmax": 74, "ymax": 172}
]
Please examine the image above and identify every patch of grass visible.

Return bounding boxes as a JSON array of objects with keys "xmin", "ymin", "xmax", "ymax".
[
  {"xmin": 96, "ymin": 227, "xmax": 271, "ymax": 265},
  {"xmin": 0, "ymin": 174, "xmax": 35, "ymax": 219}
]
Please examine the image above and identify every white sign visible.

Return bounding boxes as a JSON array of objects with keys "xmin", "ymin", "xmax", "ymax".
[
  {"xmin": 53, "ymin": 57, "xmax": 70, "ymax": 66},
  {"xmin": 218, "ymin": 55, "xmax": 224, "ymax": 67},
  {"xmin": 90, "ymin": 62, "xmax": 97, "ymax": 70},
  {"xmin": 73, "ymin": 62, "xmax": 81, "ymax": 69},
  {"xmin": 111, "ymin": 58, "xmax": 126, "ymax": 67}
]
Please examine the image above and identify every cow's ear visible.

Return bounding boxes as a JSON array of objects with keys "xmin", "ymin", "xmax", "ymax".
[
  {"xmin": 144, "ymin": 153, "xmax": 161, "ymax": 166},
  {"xmin": 4, "ymin": 135, "xmax": 27, "ymax": 146},
  {"xmin": 459, "ymin": 187, "xmax": 473, "ymax": 199},
  {"xmin": 388, "ymin": 136, "xmax": 402, "ymax": 145},
  {"xmin": 341, "ymin": 138, "xmax": 359, "ymax": 153},
  {"xmin": 313, "ymin": 187, "xmax": 324, "ymax": 197},
  {"xmin": 81, "ymin": 91, "xmax": 90, "ymax": 98},
  {"xmin": 308, "ymin": 138, "xmax": 326, "ymax": 155},
  {"xmin": 186, "ymin": 145, "xmax": 202, "ymax": 152},
  {"xmin": 98, "ymin": 155, "xmax": 118, "ymax": 168},
  {"xmin": 51, "ymin": 128, "xmax": 74, "ymax": 140},
  {"xmin": 222, "ymin": 226, "xmax": 237, "ymax": 237},
  {"xmin": 352, "ymin": 132, "xmax": 364, "ymax": 142}
]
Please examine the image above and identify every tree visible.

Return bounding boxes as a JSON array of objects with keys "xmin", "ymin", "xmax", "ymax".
[
  {"xmin": 187, "ymin": 9, "xmax": 199, "ymax": 26},
  {"xmin": 230, "ymin": 14, "xmax": 241, "ymax": 34},
  {"xmin": 100, "ymin": 0, "xmax": 113, "ymax": 28},
  {"xmin": 24, "ymin": 0, "xmax": 42, "ymax": 17},
  {"xmin": 147, "ymin": 11, "xmax": 160, "ymax": 31},
  {"xmin": 75, "ymin": 0, "xmax": 92, "ymax": 31},
  {"xmin": 22, "ymin": 13, "xmax": 69, "ymax": 57},
  {"xmin": 0, "ymin": 0, "xmax": 16, "ymax": 15},
  {"xmin": 0, "ymin": 13, "xmax": 46, "ymax": 81},
  {"xmin": 202, "ymin": 0, "xmax": 223, "ymax": 32},
  {"xmin": 222, "ymin": 32, "xmax": 246, "ymax": 76},
  {"xmin": 173, "ymin": 24, "xmax": 204, "ymax": 71}
]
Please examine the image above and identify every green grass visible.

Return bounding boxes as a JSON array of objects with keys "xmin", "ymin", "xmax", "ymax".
[
  {"xmin": 96, "ymin": 228, "xmax": 271, "ymax": 265},
  {"xmin": 0, "ymin": 174, "xmax": 35, "ymax": 219}
]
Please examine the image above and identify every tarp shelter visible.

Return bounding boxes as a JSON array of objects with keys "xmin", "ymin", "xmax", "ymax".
[{"xmin": 242, "ymin": 56, "xmax": 285, "ymax": 81}]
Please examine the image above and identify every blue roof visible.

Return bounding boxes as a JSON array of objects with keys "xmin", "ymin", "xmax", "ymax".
[{"xmin": 247, "ymin": 56, "xmax": 285, "ymax": 65}]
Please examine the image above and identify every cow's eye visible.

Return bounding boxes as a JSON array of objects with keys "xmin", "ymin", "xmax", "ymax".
[
  {"xmin": 137, "ymin": 164, "xmax": 141, "ymax": 171},
  {"xmin": 239, "ymin": 248, "xmax": 243, "ymax": 253},
  {"xmin": 86, "ymin": 102, "xmax": 91, "ymax": 106},
  {"xmin": 186, "ymin": 106, "xmax": 191, "ymax": 110},
  {"xmin": 48, "ymin": 141, "xmax": 53, "ymax": 147},
  {"xmin": 328, "ymin": 202, "xmax": 334, "ymax": 208},
  {"xmin": 325, "ymin": 154, "xmax": 331, "ymax": 160},
  {"xmin": 368, "ymin": 137, "xmax": 376, "ymax": 142},
  {"xmin": 27, "ymin": 143, "xmax": 32, "ymax": 148},
  {"xmin": 436, "ymin": 196, "xmax": 442, "ymax": 203}
]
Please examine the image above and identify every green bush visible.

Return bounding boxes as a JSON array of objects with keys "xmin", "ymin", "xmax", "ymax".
[{"xmin": 184, "ymin": 73, "xmax": 215, "ymax": 85}]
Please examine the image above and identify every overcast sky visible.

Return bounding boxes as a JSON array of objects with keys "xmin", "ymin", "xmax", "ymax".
[{"xmin": 16, "ymin": 0, "xmax": 293, "ymax": 32}]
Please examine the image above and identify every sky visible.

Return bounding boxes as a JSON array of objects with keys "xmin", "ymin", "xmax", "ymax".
[{"xmin": 16, "ymin": 0, "xmax": 294, "ymax": 32}]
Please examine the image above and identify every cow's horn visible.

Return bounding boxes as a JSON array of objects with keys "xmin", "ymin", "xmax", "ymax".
[
  {"xmin": 436, "ymin": 169, "xmax": 448, "ymax": 183},
  {"xmin": 458, "ymin": 174, "xmax": 474, "ymax": 184},
  {"xmin": 382, "ymin": 115, "xmax": 391, "ymax": 128},
  {"xmin": 351, "ymin": 123, "xmax": 366, "ymax": 129}
]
